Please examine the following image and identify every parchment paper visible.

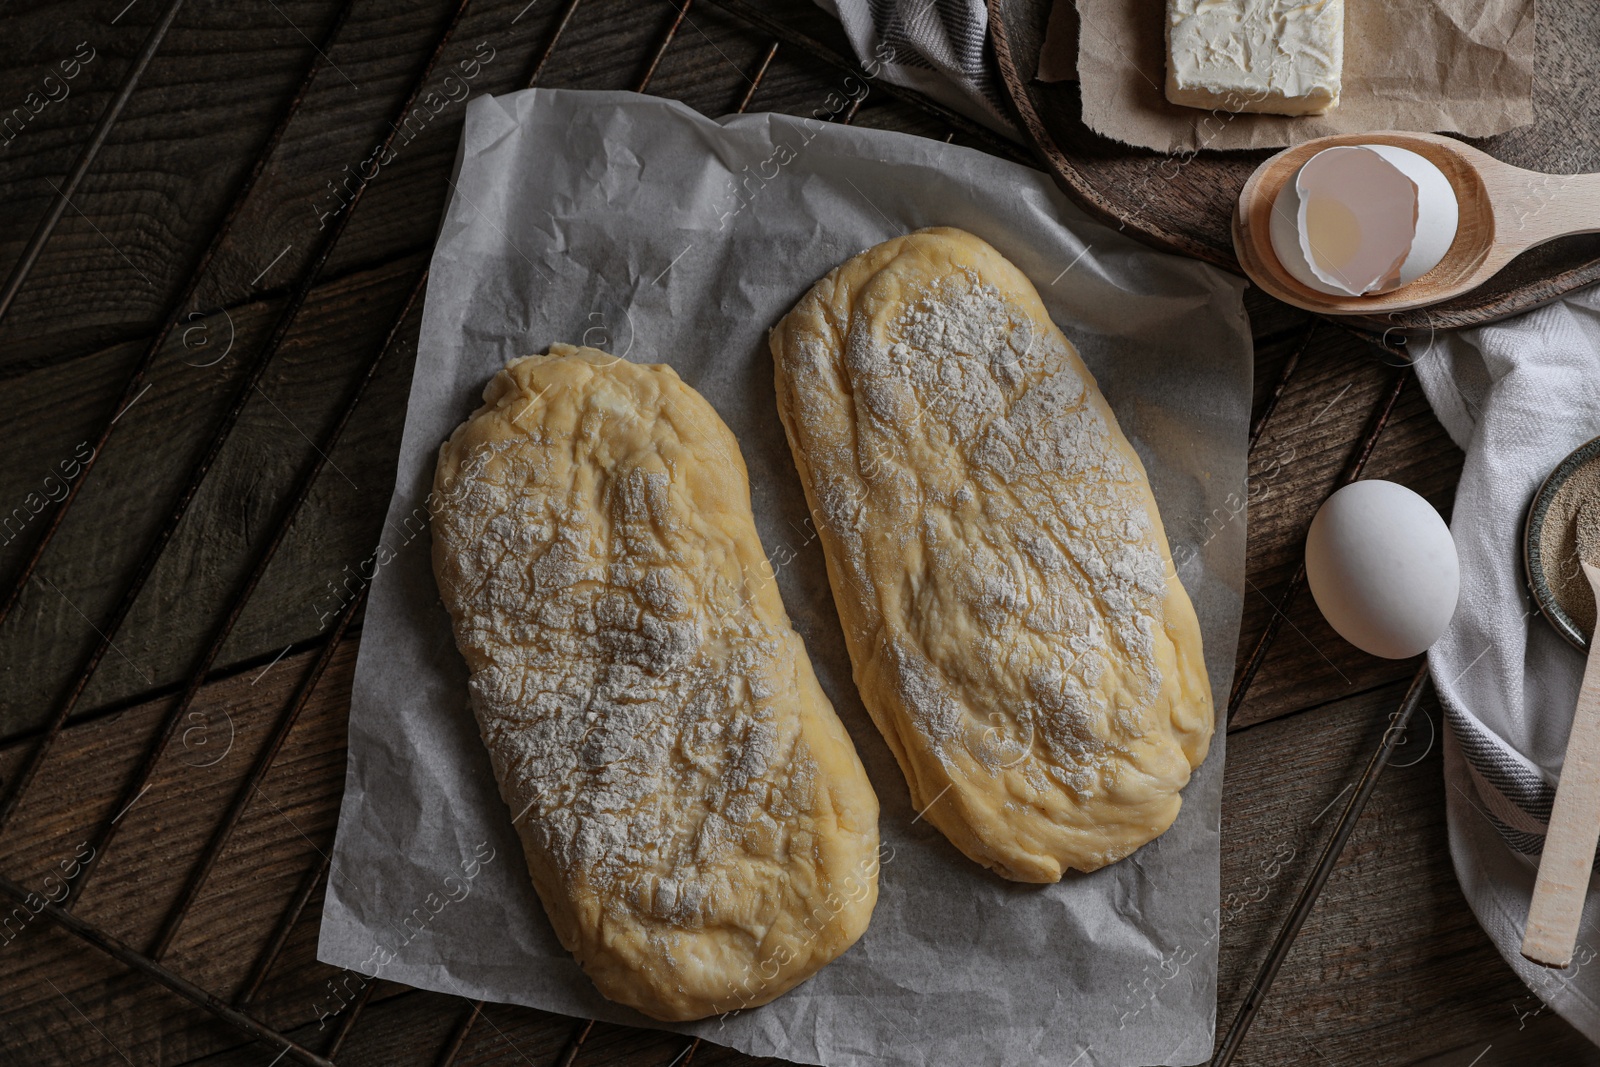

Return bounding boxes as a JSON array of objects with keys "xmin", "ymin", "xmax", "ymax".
[
  {"xmin": 317, "ymin": 88, "xmax": 1252, "ymax": 1067},
  {"xmin": 1042, "ymin": 0, "xmax": 1534, "ymax": 152}
]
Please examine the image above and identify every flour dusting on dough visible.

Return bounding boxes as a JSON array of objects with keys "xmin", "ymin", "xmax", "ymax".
[
  {"xmin": 771, "ymin": 228, "xmax": 1212, "ymax": 882},
  {"xmin": 432, "ymin": 347, "xmax": 879, "ymax": 1019}
]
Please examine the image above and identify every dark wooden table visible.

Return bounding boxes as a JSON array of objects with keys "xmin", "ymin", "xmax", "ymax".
[{"xmin": 1, "ymin": 2, "xmax": 1596, "ymax": 1065}]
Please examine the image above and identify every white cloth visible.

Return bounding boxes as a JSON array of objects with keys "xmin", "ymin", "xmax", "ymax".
[{"xmin": 1415, "ymin": 285, "xmax": 1600, "ymax": 1043}]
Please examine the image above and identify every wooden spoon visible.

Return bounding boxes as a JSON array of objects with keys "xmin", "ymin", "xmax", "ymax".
[
  {"xmin": 1234, "ymin": 131, "xmax": 1600, "ymax": 317},
  {"xmin": 1523, "ymin": 500, "xmax": 1600, "ymax": 968}
]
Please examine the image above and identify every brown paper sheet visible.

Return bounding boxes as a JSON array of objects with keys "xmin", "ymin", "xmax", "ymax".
[
  {"xmin": 1041, "ymin": 0, "xmax": 1535, "ymax": 152},
  {"xmin": 1039, "ymin": 0, "xmax": 1081, "ymax": 81}
]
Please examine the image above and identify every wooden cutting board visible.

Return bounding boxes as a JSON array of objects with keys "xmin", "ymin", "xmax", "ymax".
[{"xmin": 989, "ymin": 0, "xmax": 1600, "ymax": 331}]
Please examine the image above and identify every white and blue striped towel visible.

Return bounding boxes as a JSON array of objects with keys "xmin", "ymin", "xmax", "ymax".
[
  {"xmin": 817, "ymin": 0, "xmax": 1018, "ymax": 134},
  {"xmin": 1417, "ymin": 287, "xmax": 1600, "ymax": 1045}
]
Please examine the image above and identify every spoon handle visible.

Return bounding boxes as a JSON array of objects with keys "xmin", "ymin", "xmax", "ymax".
[
  {"xmin": 1489, "ymin": 167, "xmax": 1600, "ymax": 254},
  {"xmin": 1523, "ymin": 561, "xmax": 1600, "ymax": 967}
]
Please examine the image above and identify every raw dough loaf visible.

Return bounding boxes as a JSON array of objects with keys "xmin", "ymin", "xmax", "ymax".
[
  {"xmin": 770, "ymin": 228, "xmax": 1213, "ymax": 882},
  {"xmin": 431, "ymin": 345, "xmax": 880, "ymax": 1020}
]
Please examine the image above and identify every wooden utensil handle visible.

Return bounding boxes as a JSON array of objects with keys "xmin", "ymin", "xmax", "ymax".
[
  {"xmin": 1523, "ymin": 562, "xmax": 1600, "ymax": 967},
  {"xmin": 1493, "ymin": 169, "xmax": 1600, "ymax": 253}
]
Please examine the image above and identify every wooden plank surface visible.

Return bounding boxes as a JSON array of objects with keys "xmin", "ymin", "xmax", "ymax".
[{"xmin": 0, "ymin": 1, "xmax": 1592, "ymax": 1065}]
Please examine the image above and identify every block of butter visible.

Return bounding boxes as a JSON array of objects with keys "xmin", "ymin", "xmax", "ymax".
[{"xmin": 1165, "ymin": 0, "xmax": 1343, "ymax": 117}]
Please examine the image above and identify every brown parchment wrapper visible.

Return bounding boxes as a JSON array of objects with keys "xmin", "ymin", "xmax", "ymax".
[
  {"xmin": 1038, "ymin": 0, "xmax": 1081, "ymax": 82},
  {"xmin": 1037, "ymin": 0, "xmax": 1535, "ymax": 152}
]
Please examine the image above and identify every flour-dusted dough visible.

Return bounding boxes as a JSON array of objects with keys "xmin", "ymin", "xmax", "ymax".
[
  {"xmin": 770, "ymin": 229, "xmax": 1213, "ymax": 883},
  {"xmin": 431, "ymin": 345, "xmax": 880, "ymax": 1021}
]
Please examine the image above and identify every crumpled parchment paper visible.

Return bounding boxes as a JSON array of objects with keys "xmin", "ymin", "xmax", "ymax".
[{"xmin": 317, "ymin": 88, "xmax": 1252, "ymax": 1067}]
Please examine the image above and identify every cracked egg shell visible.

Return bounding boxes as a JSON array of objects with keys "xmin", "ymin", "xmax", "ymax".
[{"xmin": 1269, "ymin": 145, "xmax": 1460, "ymax": 298}]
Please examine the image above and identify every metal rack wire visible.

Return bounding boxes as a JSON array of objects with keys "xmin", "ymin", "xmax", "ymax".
[{"xmin": 0, "ymin": 2, "xmax": 1421, "ymax": 1065}]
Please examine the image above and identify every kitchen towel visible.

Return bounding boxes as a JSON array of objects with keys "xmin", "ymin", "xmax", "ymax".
[
  {"xmin": 1414, "ymin": 286, "xmax": 1600, "ymax": 1046},
  {"xmin": 815, "ymin": 0, "xmax": 1017, "ymax": 136}
]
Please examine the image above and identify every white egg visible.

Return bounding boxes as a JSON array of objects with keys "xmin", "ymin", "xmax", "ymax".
[
  {"xmin": 1269, "ymin": 145, "xmax": 1460, "ymax": 297},
  {"xmin": 1304, "ymin": 480, "xmax": 1460, "ymax": 659}
]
